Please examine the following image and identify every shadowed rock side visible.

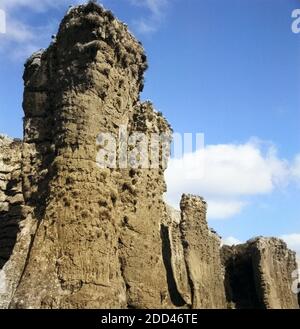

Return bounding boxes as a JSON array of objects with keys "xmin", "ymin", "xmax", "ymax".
[
  {"xmin": 221, "ymin": 238, "xmax": 299, "ymax": 309},
  {"xmin": 165, "ymin": 205, "xmax": 192, "ymax": 306},
  {"xmin": 0, "ymin": 3, "xmax": 299, "ymax": 309}
]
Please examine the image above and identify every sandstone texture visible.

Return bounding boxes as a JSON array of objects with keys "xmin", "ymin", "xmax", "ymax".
[
  {"xmin": 221, "ymin": 238, "xmax": 299, "ymax": 309},
  {"xmin": 0, "ymin": 135, "xmax": 23, "ymax": 268},
  {"xmin": 0, "ymin": 3, "xmax": 298, "ymax": 309},
  {"xmin": 166, "ymin": 195, "xmax": 226, "ymax": 308}
]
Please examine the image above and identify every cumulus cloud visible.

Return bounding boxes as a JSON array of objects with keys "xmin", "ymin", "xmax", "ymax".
[
  {"xmin": 5, "ymin": 19, "xmax": 35, "ymax": 43},
  {"xmin": 0, "ymin": 0, "xmax": 78, "ymax": 60},
  {"xmin": 165, "ymin": 139, "xmax": 290, "ymax": 219},
  {"xmin": 291, "ymin": 155, "xmax": 300, "ymax": 184},
  {"xmin": 222, "ymin": 236, "xmax": 242, "ymax": 246},
  {"xmin": 207, "ymin": 200, "xmax": 247, "ymax": 220}
]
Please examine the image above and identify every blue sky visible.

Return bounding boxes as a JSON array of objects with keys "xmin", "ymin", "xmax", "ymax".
[{"xmin": 0, "ymin": 0, "xmax": 300, "ymax": 258}]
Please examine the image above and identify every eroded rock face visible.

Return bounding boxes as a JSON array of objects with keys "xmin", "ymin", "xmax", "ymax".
[
  {"xmin": 0, "ymin": 135, "xmax": 38, "ymax": 309},
  {"xmin": 176, "ymin": 195, "xmax": 226, "ymax": 309},
  {"xmin": 221, "ymin": 238, "xmax": 299, "ymax": 309},
  {"xmin": 0, "ymin": 135, "xmax": 23, "ymax": 268},
  {"xmin": 8, "ymin": 3, "xmax": 174, "ymax": 309},
  {"xmin": 0, "ymin": 3, "xmax": 299, "ymax": 309}
]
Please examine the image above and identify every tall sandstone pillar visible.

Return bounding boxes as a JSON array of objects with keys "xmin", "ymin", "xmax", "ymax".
[
  {"xmin": 10, "ymin": 3, "xmax": 173, "ymax": 309},
  {"xmin": 167, "ymin": 195, "xmax": 226, "ymax": 309}
]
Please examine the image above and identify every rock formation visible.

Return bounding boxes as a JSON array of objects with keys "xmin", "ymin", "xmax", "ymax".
[
  {"xmin": 0, "ymin": 3, "xmax": 298, "ymax": 309},
  {"xmin": 0, "ymin": 136, "xmax": 23, "ymax": 270},
  {"xmin": 221, "ymin": 238, "xmax": 299, "ymax": 309},
  {"xmin": 166, "ymin": 195, "xmax": 226, "ymax": 308}
]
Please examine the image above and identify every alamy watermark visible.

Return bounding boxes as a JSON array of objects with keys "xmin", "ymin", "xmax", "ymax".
[
  {"xmin": 0, "ymin": 270, "xmax": 6, "ymax": 294},
  {"xmin": 292, "ymin": 9, "xmax": 300, "ymax": 33},
  {"xmin": 291, "ymin": 269, "xmax": 300, "ymax": 295},
  {"xmin": 96, "ymin": 126, "xmax": 205, "ymax": 180},
  {"xmin": 0, "ymin": 9, "xmax": 6, "ymax": 34}
]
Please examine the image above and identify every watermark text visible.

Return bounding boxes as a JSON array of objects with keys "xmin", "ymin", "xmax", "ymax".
[
  {"xmin": 292, "ymin": 9, "xmax": 300, "ymax": 33},
  {"xmin": 291, "ymin": 269, "xmax": 300, "ymax": 295},
  {"xmin": 0, "ymin": 9, "xmax": 6, "ymax": 34},
  {"xmin": 96, "ymin": 126, "xmax": 205, "ymax": 180}
]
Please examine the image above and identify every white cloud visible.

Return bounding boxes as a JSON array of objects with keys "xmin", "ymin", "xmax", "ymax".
[
  {"xmin": 0, "ymin": 9, "xmax": 5, "ymax": 34},
  {"xmin": 100, "ymin": 0, "xmax": 170, "ymax": 33},
  {"xmin": 207, "ymin": 200, "xmax": 247, "ymax": 220},
  {"xmin": 4, "ymin": 18, "xmax": 35, "ymax": 43},
  {"xmin": 281, "ymin": 234, "xmax": 300, "ymax": 267},
  {"xmin": 222, "ymin": 236, "xmax": 242, "ymax": 246},
  {"xmin": 0, "ymin": 0, "xmax": 170, "ymax": 61},
  {"xmin": 133, "ymin": 18, "xmax": 157, "ymax": 34},
  {"xmin": 0, "ymin": 15, "xmax": 57, "ymax": 60},
  {"xmin": 165, "ymin": 139, "xmax": 290, "ymax": 219},
  {"xmin": 0, "ymin": 1, "xmax": 84, "ymax": 60},
  {"xmin": 291, "ymin": 155, "xmax": 300, "ymax": 183},
  {"xmin": 129, "ymin": 0, "xmax": 168, "ymax": 16},
  {"xmin": 129, "ymin": 0, "xmax": 169, "ymax": 34},
  {"xmin": 144, "ymin": 0, "xmax": 168, "ymax": 17}
]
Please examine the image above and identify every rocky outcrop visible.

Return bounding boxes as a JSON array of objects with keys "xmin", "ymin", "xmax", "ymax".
[
  {"xmin": 0, "ymin": 3, "xmax": 298, "ymax": 309},
  {"xmin": 8, "ymin": 3, "xmax": 173, "ymax": 309},
  {"xmin": 166, "ymin": 195, "xmax": 226, "ymax": 309},
  {"xmin": 0, "ymin": 135, "xmax": 23, "ymax": 268},
  {"xmin": 221, "ymin": 238, "xmax": 299, "ymax": 309},
  {"xmin": 0, "ymin": 135, "xmax": 37, "ymax": 309}
]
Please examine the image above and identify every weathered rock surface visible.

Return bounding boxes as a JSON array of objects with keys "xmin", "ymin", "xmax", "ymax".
[
  {"xmin": 221, "ymin": 238, "xmax": 299, "ymax": 309},
  {"xmin": 0, "ymin": 3, "xmax": 299, "ymax": 309},
  {"xmin": 8, "ymin": 3, "xmax": 173, "ymax": 309},
  {"xmin": 0, "ymin": 135, "xmax": 37, "ymax": 309},
  {"xmin": 166, "ymin": 195, "xmax": 226, "ymax": 309},
  {"xmin": 0, "ymin": 135, "xmax": 23, "ymax": 267}
]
